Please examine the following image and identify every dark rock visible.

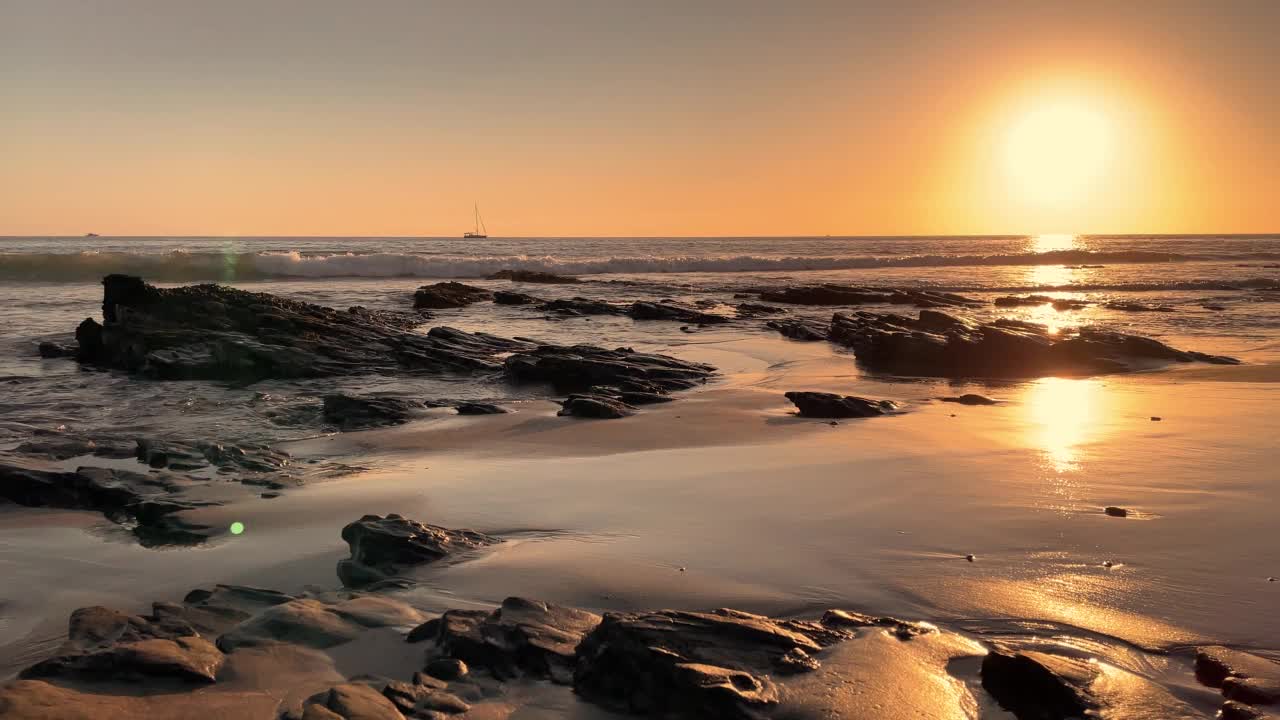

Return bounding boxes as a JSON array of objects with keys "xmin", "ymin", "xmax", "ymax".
[
  {"xmin": 413, "ymin": 282, "xmax": 493, "ymax": 309},
  {"xmin": 337, "ymin": 514, "xmax": 499, "ymax": 587},
  {"xmin": 492, "ymin": 290, "xmax": 542, "ymax": 305},
  {"xmin": 766, "ymin": 318, "xmax": 829, "ymax": 341},
  {"xmin": 453, "ymin": 402, "xmax": 508, "ymax": 415},
  {"xmin": 538, "ymin": 297, "xmax": 627, "ymax": 316},
  {"xmin": 785, "ymin": 391, "xmax": 896, "ymax": 418},
  {"xmin": 759, "ymin": 284, "xmax": 981, "ymax": 308},
  {"xmin": 558, "ymin": 394, "xmax": 636, "ymax": 419},
  {"xmin": 1104, "ymin": 506, "xmax": 1129, "ymax": 518},
  {"xmin": 1225, "ymin": 676, "xmax": 1280, "ymax": 706},
  {"xmin": 1221, "ymin": 700, "xmax": 1276, "ymax": 720},
  {"xmin": 487, "ymin": 269, "xmax": 581, "ymax": 284},
  {"xmin": 1204, "ymin": 304, "xmax": 1227, "ymax": 311},
  {"xmin": 0, "ymin": 458, "xmax": 212, "ymax": 545},
  {"xmin": 1104, "ymin": 301, "xmax": 1176, "ymax": 312},
  {"xmin": 216, "ymin": 595, "xmax": 423, "ymax": 652},
  {"xmin": 382, "ymin": 680, "xmax": 470, "ymax": 716},
  {"xmin": 827, "ymin": 310, "xmax": 1240, "ymax": 378},
  {"xmin": 981, "ymin": 646, "xmax": 1097, "ymax": 719},
  {"xmin": 323, "ymin": 394, "xmax": 421, "ymax": 429},
  {"xmin": 505, "ymin": 344, "xmax": 715, "ymax": 394},
  {"xmin": 735, "ymin": 303, "xmax": 786, "ymax": 318},
  {"xmin": 13, "ymin": 436, "xmax": 136, "ymax": 460},
  {"xmin": 1197, "ymin": 646, "xmax": 1280, "ymax": 707},
  {"xmin": 424, "ymin": 658, "xmax": 469, "ymax": 681},
  {"xmin": 574, "ymin": 608, "xmax": 845, "ymax": 718},
  {"xmin": 37, "ymin": 341, "xmax": 76, "ymax": 358},
  {"xmin": 994, "ymin": 294, "xmax": 1056, "ymax": 307},
  {"xmin": 940, "ymin": 394, "xmax": 998, "ymax": 405},
  {"xmin": 307, "ymin": 683, "xmax": 406, "ymax": 720},
  {"xmin": 617, "ymin": 391, "xmax": 674, "ymax": 405},
  {"xmin": 628, "ymin": 301, "xmax": 729, "ymax": 325},
  {"xmin": 423, "ymin": 597, "xmax": 601, "ymax": 683},
  {"xmin": 72, "ymin": 276, "xmax": 534, "ymax": 381}
]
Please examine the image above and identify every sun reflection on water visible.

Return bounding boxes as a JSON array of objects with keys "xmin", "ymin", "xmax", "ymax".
[
  {"xmin": 1024, "ymin": 376, "xmax": 1102, "ymax": 473},
  {"xmin": 1027, "ymin": 234, "xmax": 1078, "ymax": 290}
]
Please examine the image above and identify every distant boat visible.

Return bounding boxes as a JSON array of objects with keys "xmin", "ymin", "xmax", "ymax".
[
  {"xmin": 84, "ymin": 233, "xmax": 99, "ymax": 237},
  {"xmin": 463, "ymin": 203, "xmax": 488, "ymax": 239}
]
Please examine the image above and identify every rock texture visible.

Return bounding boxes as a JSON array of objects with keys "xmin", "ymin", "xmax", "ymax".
[
  {"xmin": 628, "ymin": 301, "xmax": 729, "ymax": 325},
  {"xmin": 73, "ymin": 275, "xmax": 533, "ymax": 381},
  {"xmin": 940, "ymin": 394, "xmax": 998, "ymax": 405},
  {"xmin": 981, "ymin": 647, "xmax": 1098, "ymax": 719},
  {"xmin": 337, "ymin": 514, "xmax": 500, "ymax": 587},
  {"xmin": 322, "ymin": 394, "xmax": 421, "ymax": 429},
  {"xmin": 491, "ymin": 290, "xmax": 542, "ymax": 305},
  {"xmin": 766, "ymin": 318, "xmax": 829, "ymax": 341},
  {"xmin": 412, "ymin": 282, "xmax": 493, "ymax": 309},
  {"xmin": 828, "ymin": 310, "xmax": 1239, "ymax": 378},
  {"xmin": 505, "ymin": 345, "xmax": 715, "ymax": 394},
  {"xmin": 419, "ymin": 597, "xmax": 602, "ymax": 683},
  {"xmin": 785, "ymin": 391, "xmax": 897, "ymax": 418},
  {"xmin": 557, "ymin": 394, "xmax": 636, "ymax": 419}
]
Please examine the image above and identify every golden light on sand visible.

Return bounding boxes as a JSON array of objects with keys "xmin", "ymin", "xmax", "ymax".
[
  {"xmin": 1025, "ymin": 376, "xmax": 1100, "ymax": 473},
  {"xmin": 1002, "ymin": 97, "xmax": 1113, "ymax": 212}
]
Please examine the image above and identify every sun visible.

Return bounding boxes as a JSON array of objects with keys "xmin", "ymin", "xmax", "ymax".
[{"xmin": 1001, "ymin": 96, "xmax": 1114, "ymax": 211}]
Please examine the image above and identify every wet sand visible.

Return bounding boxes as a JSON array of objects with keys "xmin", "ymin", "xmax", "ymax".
[{"xmin": 3, "ymin": 333, "xmax": 1278, "ymax": 693}]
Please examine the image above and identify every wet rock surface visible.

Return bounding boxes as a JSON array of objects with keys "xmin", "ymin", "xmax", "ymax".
[
  {"xmin": 828, "ymin": 309, "xmax": 1239, "ymax": 378},
  {"xmin": 994, "ymin": 295, "xmax": 1089, "ymax": 311},
  {"xmin": 337, "ymin": 514, "xmax": 500, "ymax": 587},
  {"xmin": 754, "ymin": 284, "xmax": 982, "ymax": 308},
  {"xmin": 785, "ymin": 391, "xmax": 897, "ymax": 418},
  {"xmin": 73, "ymin": 275, "xmax": 534, "ymax": 381},
  {"xmin": 491, "ymin": 290, "xmax": 542, "ymax": 305},
  {"xmin": 412, "ymin": 282, "xmax": 493, "ymax": 309},
  {"xmin": 557, "ymin": 394, "xmax": 636, "ymax": 419},
  {"xmin": 940, "ymin": 393, "xmax": 998, "ymax": 405},
  {"xmin": 422, "ymin": 597, "xmax": 602, "ymax": 683},
  {"xmin": 766, "ymin": 318, "xmax": 830, "ymax": 341},
  {"xmin": 628, "ymin": 300, "xmax": 730, "ymax": 325},
  {"xmin": 981, "ymin": 646, "xmax": 1098, "ymax": 719},
  {"xmin": 487, "ymin": 269, "xmax": 581, "ymax": 284},
  {"xmin": 453, "ymin": 402, "xmax": 508, "ymax": 415},
  {"xmin": 1105, "ymin": 300, "xmax": 1177, "ymax": 312},
  {"xmin": 538, "ymin": 297, "xmax": 628, "ymax": 316},
  {"xmin": 322, "ymin": 394, "xmax": 422, "ymax": 429},
  {"xmin": 505, "ymin": 344, "xmax": 715, "ymax": 394}
]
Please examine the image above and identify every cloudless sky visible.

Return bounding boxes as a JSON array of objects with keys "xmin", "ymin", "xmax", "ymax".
[{"xmin": 2, "ymin": 0, "xmax": 1277, "ymax": 236}]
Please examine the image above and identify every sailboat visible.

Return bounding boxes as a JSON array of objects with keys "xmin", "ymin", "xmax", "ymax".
[{"xmin": 463, "ymin": 203, "xmax": 488, "ymax": 239}]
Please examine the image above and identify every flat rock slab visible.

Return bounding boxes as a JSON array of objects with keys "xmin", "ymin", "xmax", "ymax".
[
  {"xmin": 757, "ymin": 284, "xmax": 982, "ymax": 308},
  {"xmin": 767, "ymin": 318, "xmax": 830, "ymax": 341},
  {"xmin": 558, "ymin": 394, "xmax": 636, "ymax": 419},
  {"xmin": 505, "ymin": 344, "xmax": 715, "ymax": 394},
  {"xmin": 412, "ymin": 282, "xmax": 493, "ymax": 309},
  {"xmin": 323, "ymin": 394, "xmax": 422, "ymax": 429},
  {"xmin": 338, "ymin": 514, "xmax": 499, "ymax": 587},
  {"xmin": 487, "ymin": 269, "xmax": 581, "ymax": 284}
]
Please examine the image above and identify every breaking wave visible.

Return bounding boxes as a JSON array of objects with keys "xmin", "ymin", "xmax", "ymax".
[{"xmin": 3, "ymin": 248, "xmax": 1280, "ymax": 283}]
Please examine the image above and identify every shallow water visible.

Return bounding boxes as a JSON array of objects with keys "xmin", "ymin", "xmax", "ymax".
[{"xmin": 1, "ymin": 235, "xmax": 1279, "ymax": 690}]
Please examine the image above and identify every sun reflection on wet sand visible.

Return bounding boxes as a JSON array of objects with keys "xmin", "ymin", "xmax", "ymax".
[{"xmin": 1024, "ymin": 376, "xmax": 1103, "ymax": 473}]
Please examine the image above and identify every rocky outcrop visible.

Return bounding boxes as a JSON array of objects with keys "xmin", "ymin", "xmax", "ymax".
[
  {"xmin": 337, "ymin": 514, "xmax": 500, "ymax": 587},
  {"xmin": 574, "ymin": 608, "xmax": 854, "ymax": 718},
  {"xmin": 453, "ymin": 402, "xmax": 508, "ymax": 415},
  {"xmin": 0, "ymin": 458, "xmax": 212, "ymax": 545},
  {"xmin": 756, "ymin": 284, "xmax": 981, "ymax": 308},
  {"xmin": 628, "ymin": 301, "xmax": 729, "ymax": 325},
  {"xmin": 322, "ymin": 394, "xmax": 421, "ymax": 429},
  {"xmin": 416, "ymin": 597, "xmax": 602, "ymax": 683},
  {"xmin": 767, "ymin": 318, "xmax": 829, "ymax": 341},
  {"xmin": 828, "ymin": 310, "xmax": 1239, "ymax": 378},
  {"xmin": 1197, "ymin": 646, "xmax": 1280, "ymax": 708},
  {"xmin": 412, "ymin": 282, "xmax": 493, "ymax": 309},
  {"xmin": 37, "ymin": 341, "xmax": 76, "ymax": 358},
  {"xmin": 538, "ymin": 297, "xmax": 627, "ymax": 316},
  {"xmin": 487, "ymin": 269, "xmax": 581, "ymax": 284},
  {"xmin": 558, "ymin": 394, "xmax": 636, "ymax": 419},
  {"xmin": 735, "ymin": 303, "xmax": 786, "ymax": 318},
  {"xmin": 1104, "ymin": 301, "xmax": 1176, "ymax": 312},
  {"xmin": 73, "ymin": 275, "xmax": 534, "ymax": 381},
  {"xmin": 785, "ymin": 391, "xmax": 897, "ymax": 418},
  {"xmin": 492, "ymin": 290, "xmax": 542, "ymax": 305},
  {"xmin": 981, "ymin": 647, "xmax": 1097, "ymax": 719},
  {"xmin": 505, "ymin": 345, "xmax": 715, "ymax": 394}
]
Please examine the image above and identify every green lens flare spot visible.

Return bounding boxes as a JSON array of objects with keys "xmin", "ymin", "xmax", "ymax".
[{"xmin": 230, "ymin": 521, "xmax": 245, "ymax": 535}]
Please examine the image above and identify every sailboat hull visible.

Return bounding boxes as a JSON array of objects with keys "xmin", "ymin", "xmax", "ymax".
[{"xmin": 463, "ymin": 233, "xmax": 487, "ymax": 239}]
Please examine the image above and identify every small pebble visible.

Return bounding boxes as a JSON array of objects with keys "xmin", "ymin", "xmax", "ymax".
[
  {"xmin": 964, "ymin": 554, "xmax": 975, "ymax": 562},
  {"xmin": 828, "ymin": 421, "xmax": 839, "ymax": 426},
  {"xmin": 678, "ymin": 566, "xmax": 687, "ymax": 572},
  {"xmin": 1104, "ymin": 506, "xmax": 1128, "ymax": 518},
  {"xmin": 1150, "ymin": 416, "xmax": 1162, "ymax": 421},
  {"xmin": 261, "ymin": 491, "xmax": 281, "ymax": 499},
  {"xmin": 1102, "ymin": 560, "xmax": 1114, "ymax": 568},
  {"xmin": 1269, "ymin": 577, "xmax": 1277, "ymax": 582}
]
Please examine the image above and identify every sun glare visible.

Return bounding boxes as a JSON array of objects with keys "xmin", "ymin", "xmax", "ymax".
[{"xmin": 1002, "ymin": 97, "xmax": 1113, "ymax": 211}]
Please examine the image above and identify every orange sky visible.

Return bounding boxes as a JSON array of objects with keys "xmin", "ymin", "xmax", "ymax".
[{"xmin": 2, "ymin": 1, "xmax": 1277, "ymax": 236}]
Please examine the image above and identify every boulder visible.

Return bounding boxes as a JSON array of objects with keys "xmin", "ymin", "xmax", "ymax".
[
  {"xmin": 766, "ymin": 318, "xmax": 829, "ymax": 341},
  {"xmin": 981, "ymin": 647, "xmax": 1097, "ymax": 719},
  {"xmin": 37, "ymin": 341, "xmax": 76, "ymax": 358},
  {"xmin": 627, "ymin": 301, "xmax": 729, "ymax": 325},
  {"xmin": 323, "ymin": 394, "xmax": 421, "ymax": 429},
  {"xmin": 487, "ymin": 269, "xmax": 581, "ymax": 284},
  {"xmin": 940, "ymin": 394, "xmax": 998, "ymax": 405},
  {"xmin": 305, "ymin": 683, "xmax": 406, "ymax": 720},
  {"xmin": 491, "ymin": 290, "xmax": 542, "ymax": 305},
  {"xmin": 785, "ymin": 391, "xmax": 897, "ymax": 418},
  {"xmin": 337, "ymin": 514, "xmax": 499, "ymax": 587},
  {"xmin": 538, "ymin": 298, "xmax": 627, "ymax": 316},
  {"xmin": 72, "ymin": 276, "xmax": 534, "ymax": 381},
  {"xmin": 422, "ymin": 597, "xmax": 601, "ymax": 683},
  {"xmin": 758, "ymin": 285, "xmax": 981, "ymax": 308},
  {"xmin": 574, "ymin": 608, "xmax": 847, "ymax": 718},
  {"xmin": 558, "ymin": 394, "xmax": 635, "ymax": 419},
  {"xmin": 827, "ymin": 310, "xmax": 1239, "ymax": 378},
  {"xmin": 412, "ymin": 282, "xmax": 493, "ymax": 309},
  {"xmin": 453, "ymin": 402, "xmax": 508, "ymax": 415}
]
